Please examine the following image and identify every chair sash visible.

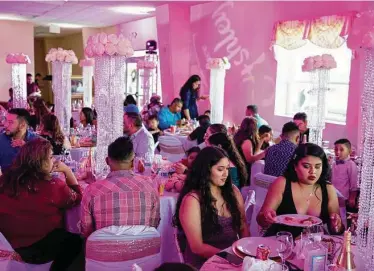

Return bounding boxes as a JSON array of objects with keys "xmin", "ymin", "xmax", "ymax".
[{"xmin": 86, "ymin": 237, "xmax": 161, "ymax": 262}]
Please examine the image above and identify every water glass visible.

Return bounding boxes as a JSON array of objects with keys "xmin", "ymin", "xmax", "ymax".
[
  {"xmin": 276, "ymin": 231, "xmax": 294, "ymax": 265},
  {"xmin": 307, "ymin": 225, "xmax": 325, "ymax": 242}
]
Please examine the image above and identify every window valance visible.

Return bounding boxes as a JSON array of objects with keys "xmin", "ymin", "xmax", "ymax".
[{"xmin": 273, "ymin": 14, "xmax": 354, "ymax": 50}]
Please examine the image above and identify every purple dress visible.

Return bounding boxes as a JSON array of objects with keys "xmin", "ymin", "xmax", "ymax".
[{"xmin": 183, "ymin": 216, "xmax": 239, "ymax": 269}]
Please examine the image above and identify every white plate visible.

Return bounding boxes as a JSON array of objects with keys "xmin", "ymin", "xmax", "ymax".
[
  {"xmin": 275, "ymin": 214, "xmax": 322, "ymax": 227},
  {"xmin": 235, "ymin": 237, "xmax": 282, "ymax": 258}
]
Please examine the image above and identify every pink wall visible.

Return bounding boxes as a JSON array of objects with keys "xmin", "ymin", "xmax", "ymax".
[
  {"xmin": 188, "ymin": 1, "xmax": 373, "ymax": 148},
  {"xmin": 0, "ymin": 20, "xmax": 34, "ymax": 101}
]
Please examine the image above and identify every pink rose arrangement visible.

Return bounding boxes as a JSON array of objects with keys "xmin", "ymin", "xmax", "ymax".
[
  {"xmin": 302, "ymin": 54, "xmax": 337, "ymax": 72},
  {"xmin": 45, "ymin": 48, "xmax": 78, "ymax": 64},
  {"xmin": 85, "ymin": 32, "xmax": 134, "ymax": 57},
  {"xmin": 362, "ymin": 31, "xmax": 374, "ymax": 49},
  {"xmin": 137, "ymin": 60, "xmax": 157, "ymax": 70},
  {"xmin": 206, "ymin": 57, "xmax": 231, "ymax": 70},
  {"xmin": 79, "ymin": 58, "xmax": 94, "ymax": 67},
  {"xmin": 6, "ymin": 53, "xmax": 31, "ymax": 64}
]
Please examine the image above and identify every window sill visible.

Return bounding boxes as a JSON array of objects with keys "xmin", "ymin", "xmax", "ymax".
[{"xmin": 274, "ymin": 113, "xmax": 346, "ymax": 126}]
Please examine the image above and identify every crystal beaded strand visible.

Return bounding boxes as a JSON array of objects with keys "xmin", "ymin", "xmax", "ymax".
[
  {"xmin": 11, "ymin": 63, "xmax": 27, "ymax": 108},
  {"xmin": 357, "ymin": 49, "xmax": 374, "ymax": 269}
]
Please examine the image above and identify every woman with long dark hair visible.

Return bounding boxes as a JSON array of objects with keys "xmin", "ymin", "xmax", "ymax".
[
  {"xmin": 0, "ymin": 138, "xmax": 82, "ymax": 270},
  {"xmin": 173, "ymin": 147, "xmax": 248, "ymax": 269},
  {"xmin": 179, "ymin": 75, "xmax": 209, "ymax": 120},
  {"xmin": 208, "ymin": 133, "xmax": 248, "ymax": 188},
  {"xmin": 29, "ymin": 98, "xmax": 50, "ymax": 131},
  {"xmin": 123, "ymin": 94, "xmax": 137, "ymax": 106},
  {"xmin": 203, "ymin": 123, "xmax": 228, "ymax": 145},
  {"xmin": 257, "ymin": 143, "xmax": 343, "ymax": 237},
  {"xmin": 80, "ymin": 107, "xmax": 94, "ymax": 127},
  {"xmin": 40, "ymin": 114, "xmax": 71, "ymax": 155}
]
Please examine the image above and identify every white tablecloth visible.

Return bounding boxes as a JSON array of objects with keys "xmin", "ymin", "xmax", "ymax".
[
  {"xmin": 65, "ymin": 190, "xmax": 180, "ymax": 264},
  {"xmin": 69, "ymin": 147, "xmax": 95, "ymax": 162},
  {"xmin": 163, "ymin": 132, "xmax": 198, "ymax": 151}
]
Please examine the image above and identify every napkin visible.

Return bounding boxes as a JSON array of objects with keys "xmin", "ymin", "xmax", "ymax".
[
  {"xmin": 242, "ymin": 257, "xmax": 282, "ymax": 271},
  {"xmin": 132, "ymin": 264, "xmax": 142, "ymax": 271}
]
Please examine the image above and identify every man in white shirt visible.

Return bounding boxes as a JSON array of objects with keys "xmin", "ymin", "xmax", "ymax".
[{"xmin": 123, "ymin": 112, "xmax": 155, "ymax": 158}]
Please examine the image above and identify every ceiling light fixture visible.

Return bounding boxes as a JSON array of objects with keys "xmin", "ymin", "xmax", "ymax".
[
  {"xmin": 51, "ymin": 23, "xmax": 85, "ymax": 29},
  {"xmin": 0, "ymin": 14, "xmax": 27, "ymax": 21},
  {"xmin": 110, "ymin": 6, "xmax": 155, "ymax": 15}
]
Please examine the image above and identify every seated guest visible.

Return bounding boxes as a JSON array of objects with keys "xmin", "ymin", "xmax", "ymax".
[
  {"xmin": 124, "ymin": 103, "xmax": 140, "ymax": 114},
  {"xmin": 293, "ymin": 112, "xmax": 309, "ymax": 144},
  {"xmin": 29, "ymin": 98, "xmax": 50, "ymax": 131},
  {"xmin": 264, "ymin": 122, "xmax": 299, "ymax": 177},
  {"xmin": 258, "ymin": 124, "xmax": 273, "ymax": 150},
  {"xmin": 245, "ymin": 105, "xmax": 268, "ymax": 128},
  {"xmin": 200, "ymin": 123, "xmax": 228, "ymax": 149},
  {"xmin": 142, "ymin": 94, "xmax": 163, "ymax": 122},
  {"xmin": 0, "ymin": 138, "xmax": 82, "ymax": 269},
  {"xmin": 123, "ymin": 94, "xmax": 137, "ymax": 106},
  {"xmin": 166, "ymin": 147, "xmax": 200, "ymax": 192},
  {"xmin": 173, "ymin": 147, "xmax": 249, "ymax": 269},
  {"xmin": 208, "ymin": 133, "xmax": 248, "ymax": 188},
  {"xmin": 80, "ymin": 136, "xmax": 160, "ymax": 237},
  {"xmin": 0, "ymin": 108, "xmax": 38, "ymax": 171},
  {"xmin": 40, "ymin": 114, "xmax": 71, "ymax": 155},
  {"xmin": 188, "ymin": 114, "xmax": 211, "ymax": 144},
  {"xmin": 123, "ymin": 112, "xmax": 155, "ymax": 158},
  {"xmin": 332, "ymin": 139, "xmax": 359, "ymax": 210},
  {"xmin": 147, "ymin": 115, "xmax": 162, "ymax": 145},
  {"xmin": 80, "ymin": 107, "xmax": 94, "ymax": 127},
  {"xmin": 158, "ymin": 98, "xmax": 183, "ymax": 130},
  {"xmin": 257, "ymin": 143, "xmax": 343, "ymax": 238},
  {"xmin": 234, "ymin": 117, "xmax": 266, "ymax": 182}
]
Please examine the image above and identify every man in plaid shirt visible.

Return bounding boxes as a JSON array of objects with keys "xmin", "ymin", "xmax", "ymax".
[{"xmin": 80, "ymin": 136, "xmax": 160, "ymax": 238}]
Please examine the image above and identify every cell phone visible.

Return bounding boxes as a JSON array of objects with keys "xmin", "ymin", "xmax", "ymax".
[{"xmin": 216, "ymin": 251, "xmax": 243, "ymax": 267}]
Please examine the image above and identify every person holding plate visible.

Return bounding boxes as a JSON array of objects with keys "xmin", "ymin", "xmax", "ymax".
[
  {"xmin": 180, "ymin": 75, "xmax": 209, "ymax": 121},
  {"xmin": 257, "ymin": 143, "xmax": 343, "ymax": 238}
]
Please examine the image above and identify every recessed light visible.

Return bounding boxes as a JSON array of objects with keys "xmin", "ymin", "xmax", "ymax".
[
  {"xmin": 110, "ymin": 6, "xmax": 155, "ymax": 15},
  {"xmin": 51, "ymin": 23, "xmax": 85, "ymax": 29}
]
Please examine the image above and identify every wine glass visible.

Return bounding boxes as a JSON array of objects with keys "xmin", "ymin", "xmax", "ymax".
[
  {"xmin": 307, "ymin": 224, "xmax": 325, "ymax": 242},
  {"xmin": 276, "ymin": 231, "xmax": 294, "ymax": 265}
]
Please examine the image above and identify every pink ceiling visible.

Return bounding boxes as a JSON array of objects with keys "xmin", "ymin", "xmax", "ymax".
[{"xmin": 0, "ymin": 1, "xmax": 206, "ymax": 27}]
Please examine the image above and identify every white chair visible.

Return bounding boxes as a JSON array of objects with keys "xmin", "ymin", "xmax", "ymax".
[
  {"xmin": 0, "ymin": 232, "xmax": 52, "ymax": 271},
  {"xmin": 250, "ymin": 160, "xmax": 265, "ymax": 188},
  {"xmin": 240, "ymin": 188, "xmax": 256, "ymax": 230},
  {"xmin": 158, "ymin": 136, "xmax": 186, "ymax": 162},
  {"xmin": 251, "ymin": 173, "xmax": 277, "ymax": 237},
  {"xmin": 85, "ymin": 225, "xmax": 161, "ymax": 271}
]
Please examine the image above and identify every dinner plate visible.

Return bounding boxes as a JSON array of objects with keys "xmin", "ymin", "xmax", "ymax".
[
  {"xmin": 234, "ymin": 237, "xmax": 282, "ymax": 258},
  {"xmin": 275, "ymin": 214, "xmax": 322, "ymax": 227}
]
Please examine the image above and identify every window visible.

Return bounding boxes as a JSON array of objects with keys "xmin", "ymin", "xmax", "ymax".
[
  {"xmin": 124, "ymin": 50, "xmax": 162, "ymax": 107},
  {"xmin": 274, "ymin": 41, "xmax": 352, "ymax": 124}
]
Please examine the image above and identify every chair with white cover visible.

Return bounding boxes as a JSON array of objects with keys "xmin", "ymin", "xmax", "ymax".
[
  {"xmin": 158, "ymin": 136, "xmax": 185, "ymax": 162},
  {"xmin": 250, "ymin": 160, "xmax": 265, "ymax": 188},
  {"xmin": 240, "ymin": 188, "xmax": 256, "ymax": 230},
  {"xmin": 85, "ymin": 225, "xmax": 161, "ymax": 271},
  {"xmin": 250, "ymin": 173, "xmax": 277, "ymax": 237},
  {"xmin": 0, "ymin": 232, "xmax": 52, "ymax": 271}
]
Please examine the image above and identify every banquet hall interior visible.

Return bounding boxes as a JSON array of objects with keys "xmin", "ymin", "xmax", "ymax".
[{"xmin": 0, "ymin": 0, "xmax": 374, "ymax": 270}]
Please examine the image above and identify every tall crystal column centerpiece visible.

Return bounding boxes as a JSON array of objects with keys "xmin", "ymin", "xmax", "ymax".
[
  {"xmin": 46, "ymin": 48, "xmax": 78, "ymax": 133},
  {"xmin": 85, "ymin": 32, "xmax": 134, "ymax": 174},
  {"xmin": 79, "ymin": 58, "xmax": 94, "ymax": 107},
  {"xmin": 206, "ymin": 57, "xmax": 231, "ymax": 124},
  {"xmin": 137, "ymin": 55, "xmax": 158, "ymax": 106},
  {"xmin": 6, "ymin": 53, "xmax": 31, "ymax": 108},
  {"xmin": 301, "ymin": 55, "xmax": 337, "ymax": 146}
]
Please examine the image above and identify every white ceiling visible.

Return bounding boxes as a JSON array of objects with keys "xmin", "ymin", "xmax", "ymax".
[{"xmin": 0, "ymin": 1, "xmax": 205, "ymax": 37}]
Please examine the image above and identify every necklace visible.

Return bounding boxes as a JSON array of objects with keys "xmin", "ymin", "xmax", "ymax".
[{"xmin": 300, "ymin": 185, "xmax": 317, "ymax": 206}]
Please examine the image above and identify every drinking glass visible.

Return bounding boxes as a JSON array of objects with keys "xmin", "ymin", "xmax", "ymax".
[
  {"xmin": 307, "ymin": 224, "xmax": 325, "ymax": 242},
  {"xmin": 276, "ymin": 231, "xmax": 294, "ymax": 265},
  {"xmin": 268, "ymin": 263, "xmax": 288, "ymax": 271}
]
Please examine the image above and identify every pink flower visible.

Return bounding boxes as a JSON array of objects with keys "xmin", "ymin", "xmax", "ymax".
[
  {"xmin": 99, "ymin": 32, "xmax": 108, "ymax": 45},
  {"xmin": 85, "ymin": 45, "xmax": 94, "ymax": 58},
  {"xmin": 65, "ymin": 54, "xmax": 74, "ymax": 63},
  {"xmin": 91, "ymin": 34, "xmax": 99, "ymax": 44},
  {"xmin": 72, "ymin": 56, "xmax": 78, "ymax": 65},
  {"xmin": 105, "ymin": 42, "xmax": 117, "ymax": 56},
  {"xmin": 117, "ymin": 39, "xmax": 134, "ymax": 56},
  {"xmin": 56, "ymin": 50, "xmax": 66, "ymax": 62},
  {"xmin": 137, "ymin": 60, "xmax": 145, "ymax": 69},
  {"xmin": 67, "ymin": 50, "xmax": 75, "ymax": 57},
  {"xmin": 93, "ymin": 43, "xmax": 105, "ymax": 56},
  {"xmin": 48, "ymin": 48, "xmax": 57, "ymax": 54},
  {"xmin": 49, "ymin": 52, "xmax": 57, "ymax": 62},
  {"xmin": 108, "ymin": 34, "xmax": 119, "ymax": 45},
  {"xmin": 6, "ymin": 54, "xmax": 15, "ymax": 64},
  {"xmin": 87, "ymin": 36, "xmax": 93, "ymax": 45}
]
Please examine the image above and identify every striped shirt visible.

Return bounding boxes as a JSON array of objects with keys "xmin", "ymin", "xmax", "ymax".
[{"xmin": 80, "ymin": 170, "xmax": 160, "ymax": 238}]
